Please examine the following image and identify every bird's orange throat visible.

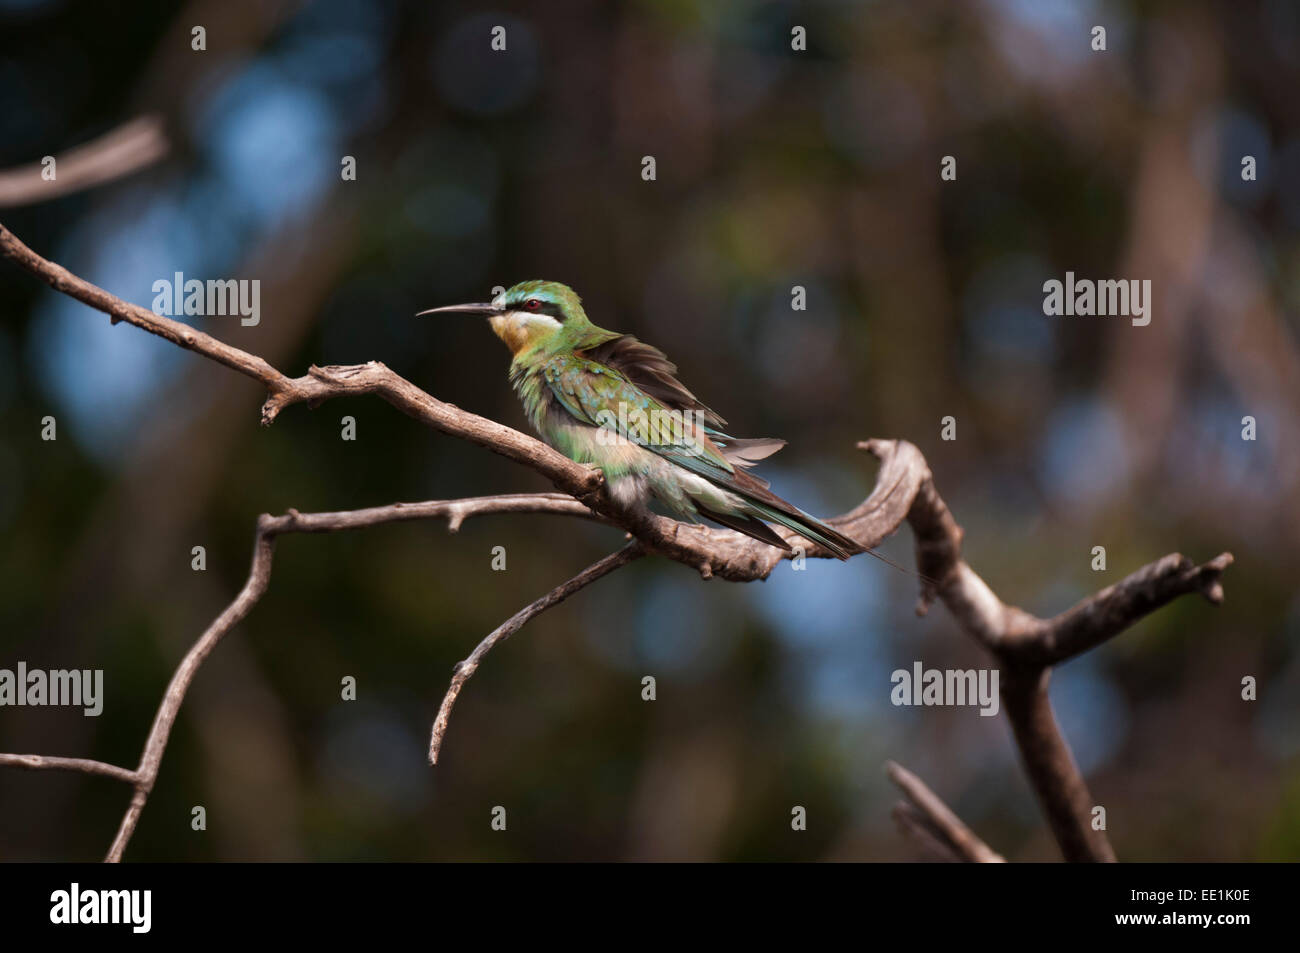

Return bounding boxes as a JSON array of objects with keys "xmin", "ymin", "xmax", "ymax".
[{"xmin": 489, "ymin": 312, "xmax": 560, "ymax": 355}]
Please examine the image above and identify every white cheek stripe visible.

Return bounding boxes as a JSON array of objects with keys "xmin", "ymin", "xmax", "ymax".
[{"xmin": 504, "ymin": 310, "xmax": 562, "ymax": 332}]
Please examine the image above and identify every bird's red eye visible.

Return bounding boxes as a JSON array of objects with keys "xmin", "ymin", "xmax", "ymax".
[{"xmin": 524, "ymin": 298, "xmax": 542, "ymax": 311}]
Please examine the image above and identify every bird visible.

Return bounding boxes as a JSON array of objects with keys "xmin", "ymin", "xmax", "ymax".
[{"xmin": 418, "ymin": 280, "xmax": 862, "ymax": 559}]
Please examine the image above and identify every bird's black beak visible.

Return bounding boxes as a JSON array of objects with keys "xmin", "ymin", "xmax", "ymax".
[{"xmin": 415, "ymin": 303, "xmax": 501, "ymax": 317}]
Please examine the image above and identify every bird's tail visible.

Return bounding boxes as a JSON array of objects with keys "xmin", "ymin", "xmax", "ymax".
[
  {"xmin": 697, "ymin": 498, "xmax": 859, "ymax": 560},
  {"xmin": 740, "ymin": 499, "xmax": 861, "ymax": 560},
  {"xmin": 699, "ymin": 499, "xmax": 931, "ymax": 584}
]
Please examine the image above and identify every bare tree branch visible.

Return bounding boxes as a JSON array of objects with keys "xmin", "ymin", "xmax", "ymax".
[
  {"xmin": 0, "ymin": 223, "xmax": 1233, "ymax": 863},
  {"xmin": 0, "ymin": 222, "xmax": 916, "ymax": 581},
  {"xmin": 1002, "ymin": 552, "xmax": 1234, "ymax": 666},
  {"xmin": 886, "ymin": 761, "xmax": 1005, "ymax": 863},
  {"xmin": 1, "ymin": 222, "xmax": 290, "ymax": 384},
  {"xmin": 429, "ymin": 542, "xmax": 644, "ymax": 764},
  {"xmin": 999, "ymin": 667, "xmax": 1111, "ymax": 862},
  {"xmin": 0, "ymin": 493, "xmax": 607, "ymax": 862},
  {"xmin": 884, "ymin": 437, "xmax": 1232, "ymax": 862},
  {"xmin": 0, "ymin": 116, "xmax": 168, "ymax": 208},
  {"xmin": 0, "ymin": 753, "xmax": 139, "ymax": 785},
  {"xmin": 259, "ymin": 493, "xmax": 601, "ymax": 535}
]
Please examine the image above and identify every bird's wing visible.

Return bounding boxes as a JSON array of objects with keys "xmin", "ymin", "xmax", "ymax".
[
  {"xmin": 542, "ymin": 350, "xmax": 804, "ymax": 508},
  {"xmin": 579, "ymin": 334, "xmax": 726, "ymax": 427},
  {"xmin": 542, "ymin": 353, "xmax": 738, "ymax": 482},
  {"xmin": 576, "ymin": 334, "xmax": 786, "ymax": 474}
]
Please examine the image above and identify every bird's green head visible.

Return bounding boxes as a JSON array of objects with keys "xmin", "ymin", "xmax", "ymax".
[{"xmin": 418, "ymin": 280, "xmax": 596, "ymax": 357}]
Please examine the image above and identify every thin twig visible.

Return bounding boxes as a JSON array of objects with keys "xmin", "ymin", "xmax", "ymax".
[
  {"xmin": 891, "ymin": 803, "xmax": 963, "ymax": 862},
  {"xmin": 0, "ymin": 116, "xmax": 168, "ymax": 208},
  {"xmin": 429, "ymin": 542, "xmax": 644, "ymax": 765},
  {"xmin": 0, "ymin": 753, "xmax": 139, "ymax": 785},
  {"xmin": 885, "ymin": 761, "xmax": 1004, "ymax": 863}
]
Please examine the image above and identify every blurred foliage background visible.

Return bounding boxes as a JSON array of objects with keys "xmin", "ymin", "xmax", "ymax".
[{"xmin": 0, "ymin": 0, "xmax": 1297, "ymax": 861}]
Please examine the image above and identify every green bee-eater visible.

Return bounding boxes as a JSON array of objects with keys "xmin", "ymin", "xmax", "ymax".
[{"xmin": 419, "ymin": 280, "xmax": 860, "ymax": 559}]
